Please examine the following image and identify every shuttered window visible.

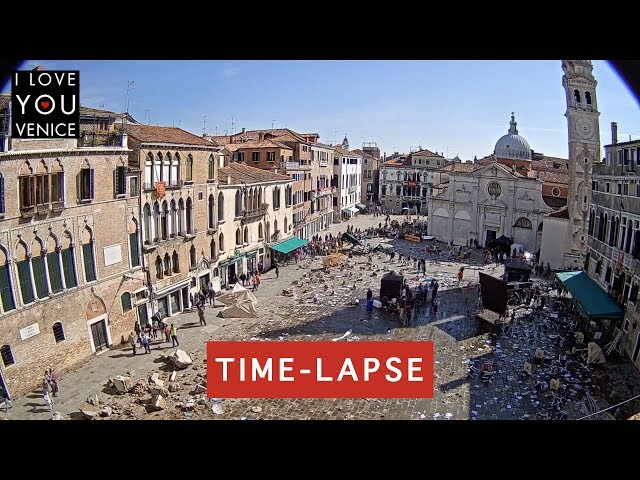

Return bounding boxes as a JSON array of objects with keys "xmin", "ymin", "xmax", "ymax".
[
  {"xmin": 16, "ymin": 260, "xmax": 34, "ymax": 304},
  {"xmin": 129, "ymin": 232, "xmax": 140, "ymax": 267},
  {"xmin": 47, "ymin": 252, "xmax": 63, "ymax": 293},
  {"xmin": 62, "ymin": 249, "xmax": 77, "ymax": 288},
  {"xmin": 0, "ymin": 265, "xmax": 15, "ymax": 312},
  {"xmin": 32, "ymin": 255, "xmax": 48, "ymax": 298},
  {"xmin": 121, "ymin": 292, "xmax": 132, "ymax": 312},
  {"xmin": 83, "ymin": 243, "xmax": 96, "ymax": 282}
]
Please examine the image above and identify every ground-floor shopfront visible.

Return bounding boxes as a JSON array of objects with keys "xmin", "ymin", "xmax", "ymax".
[
  {"xmin": 152, "ymin": 279, "xmax": 191, "ymax": 320},
  {"xmin": 298, "ymin": 213, "xmax": 334, "ymax": 240},
  {"xmin": 217, "ymin": 247, "xmax": 269, "ymax": 288}
]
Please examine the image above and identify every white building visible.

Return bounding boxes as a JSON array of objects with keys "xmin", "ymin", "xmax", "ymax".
[
  {"xmin": 332, "ymin": 137, "xmax": 363, "ymax": 221},
  {"xmin": 215, "ymin": 162, "xmax": 294, "ymax": 288},
  {"xmin": 427, "ymin": 161, "xmax": 552, "ymax": 250}
]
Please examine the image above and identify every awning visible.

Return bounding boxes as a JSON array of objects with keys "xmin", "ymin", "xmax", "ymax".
[
  {"xmin": 356, "ymin": 203, "xmax": 367, "ymax": 210},
  {"xmin": 342, "ymin": 206, "xmax": 358, "ymax": 214},
  {"xmin": 555, "ymin": 271, "xmax": 624, "ymax": 321},
  {"xmin": 270, "ymin": 236, "xmax": 309, "ymax": 254}
]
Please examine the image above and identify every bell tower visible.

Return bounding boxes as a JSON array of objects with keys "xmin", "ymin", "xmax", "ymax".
[{"xmin": 562, "ymin": 60, "xmax": 600, "ymax": 268}]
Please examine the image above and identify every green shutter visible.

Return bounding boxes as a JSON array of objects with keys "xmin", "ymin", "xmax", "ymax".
[
  {"xmin": 83, "ymin": 243, "xmax": 96, "ymax": 282},
  {"xmin": 47, "ymin": 252, "xmax": 63, "ymax": 293},
  {"xmin": 32, "ymin": 255, "xmax": 48, "ymax": 298},
  {"xmin": 129, "ymin": 232, "xmax": 140, "ymax": 267},
  {"xmin": 0, "ymin": 265, "xmax": 15, "ymax": 312},
  {"xmin": 62, "ymin": 249, "xmax": 77, "ymax": 288},
  {"xmin": 16, "ymin": 260, "xmax": 34, "ymax": 304}
]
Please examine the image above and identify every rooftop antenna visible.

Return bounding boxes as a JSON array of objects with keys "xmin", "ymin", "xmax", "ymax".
[
  {"xmin": 334, "ymin": 129, "xmax": 338, "ymax": 145},
  {"xmin": 231, "ymin": 116, "xmax": 235, "ymax": 133},
  {"xmin": 272, "ymin": 120, "xmax": 276, "ymax": 128},
  {"xmin": 178, "ymin": 120, "xmax": 181, "ymax": 128},
  {"xmin": 99, "ymin": 103, "xmax": 105, "ymax": 109},
  {"xmin": 225, "ymin": 119, "xmax": 228, "ymax": 136},
  {"xmin": 123, "ymin": 80, "xmax": 135, "ymax": 129},
  {"xmin": 144, "ymin": 109, "xmax": 150, "ymax": 125},
  {"xmin": 215, "ymin": 126, "xmax": 218, "ymax": 135},
  {"xmin": 203, "ymin": 114, "xmax": 207, "ymax": 135}
]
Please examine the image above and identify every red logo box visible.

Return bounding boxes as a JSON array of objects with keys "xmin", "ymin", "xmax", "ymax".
[{"xmin": 206, "ymin": 341, "xmax": 434, "ymax": 398}]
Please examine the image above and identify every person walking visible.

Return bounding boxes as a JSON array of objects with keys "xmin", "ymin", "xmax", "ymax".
[
  {"xmin": 366, "ymin": 288, "xmax": 373, "ymax": 301},
  {"xmin": 457, "ymin": 267, "xmax": 464, "ymax": 286},
  {"xmin": 275, "ymin": 264, "xmax": 279, "ymax": 278},
  {"xmin": 239, "ymin": 272, "xmax": 247, "ymax": 287},
  {"xmin": 48, "ymin": 368, "xmax": 59, "ymax": 397},
  {"xmin": 164, "ymin": 323, "xmax": 171, "ymax": 343},
  {"xmin": 170, "ymin": 324, "xmax": 179, "ymax": 347},
  {"xmin": 142, "ymin": 332, "xmax": 151, "ymax": 354},
  {"xmin": 130, "ymin": 332, "xmax": 137, "ymax": 356},
  {"xmin": 198, "ymin": 304, "xmax": 207, "ymax": 326}
]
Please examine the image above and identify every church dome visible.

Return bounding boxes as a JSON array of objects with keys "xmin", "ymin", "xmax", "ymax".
[{"xmin": 494, "ymin": 113, "xmax": 532, "ymax": 161}]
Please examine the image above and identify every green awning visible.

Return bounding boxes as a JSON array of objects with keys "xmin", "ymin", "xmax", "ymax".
[
  {"xmin": 555, "ymin": 271, "xmax": 624, "ymax": 321},
  {"xmin": 270, "ymin": 236, "xmax": 308, "ymax": 254}
]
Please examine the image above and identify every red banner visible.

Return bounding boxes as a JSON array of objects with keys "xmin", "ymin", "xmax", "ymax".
[
  {"xmin": 155, "ymin": 181, "xmax": 166, "ymax": 198},
  {"xmin": 206, "ymin": 341, "xmax": 434, "ymax": 398}
]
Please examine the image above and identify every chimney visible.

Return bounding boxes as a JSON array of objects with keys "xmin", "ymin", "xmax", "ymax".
[
  {"xmin": 612, "ymin": 122, "xmax": 618, "ymax": 144},
  {"xmin": 32, "ymin": 65, "xmax": 45, "ymax": 71},
  {"xmin": 227, "ymin": 175, "xmax": 231, "ymax": 185},
  {"xmin": 242, "ymin": 127, "xmax": 246, "ymax": 134},
  {"xmin": 258, "ymin": 132, "xmax": 264, "ymax": 142}
]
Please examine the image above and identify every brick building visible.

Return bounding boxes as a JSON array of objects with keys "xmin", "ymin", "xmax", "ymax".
[
  {"xmin": 0, "ymin": 131, "xmax": 140, "ymax": 397},
  {"xmin": 121, "ymin": 124, "xmax": 223, "ymax": 323},
  {"xmin": 309, "ymin": 141, "xmax": 335, "ymax": 235},
  {"xmin": 352, "ymin": 147, "xmax": 380, "ymax": 207}
]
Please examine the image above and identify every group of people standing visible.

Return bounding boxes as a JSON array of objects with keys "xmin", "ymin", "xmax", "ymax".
[{"xmin": 131, "ymin": 320, "xmax": 179, "ymax": 354}]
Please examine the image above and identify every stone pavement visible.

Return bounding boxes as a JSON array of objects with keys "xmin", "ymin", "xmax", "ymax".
[{"xmin": 3, "ymin": 213, "xmax": 640, "ymax": 421}]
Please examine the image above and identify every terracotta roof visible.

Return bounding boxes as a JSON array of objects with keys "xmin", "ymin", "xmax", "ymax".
[
  {"xmin": 232, "ymin": 128, "xmax": 309, "ymax": 145},
  {"xmin": 542, "ymin": 195, "xmax": 568, "ymax": 209},
  {"xmin": 333, "ymin": 146, "xmax": 362, "ymax": 157},
  {"xmin": 224, "ymin": 140, "xmax": 292, "ymax": 152},
  {"xmin": 218, "ymin": 163, "xmax": 292, "ymax": 185},
  {"xmin": 208, "ymin": 135, "xmax": 232, "ymax": 146},
  {"xmin": 440, "ymin": 163, "xmax": 481, "ymax": 173},
  {"xmin": 536, "ymin": 170, "xmax": 569, "ymax": 184},
  {"xmin": 312, "ymin": 142, "xmax": 334, "ymax": 150},
  {"xmin": 119, "ymin": 124, "xmax": 213, "ymax": 146},
  {"xmin": 410, "ymin": 149, "xmax": 441, "ymax": 157},
  {"xmin": 548, "ymin": 206, "xmax": 569, "ymax": 219}
]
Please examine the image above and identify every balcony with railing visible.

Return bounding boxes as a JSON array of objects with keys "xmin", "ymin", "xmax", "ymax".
[
  {"xmin": 348, "ymin": 186, "xmax": 357, "ymax": 194},
  {"xmin": 241, "ymin": 203, "xmax": 269, "ymax": 223},
  {"xmin": 79, "ymin": 131, "xmax": 124, "ymax": 148},
  {"xmin": 144, "ymin": 179, "xmax": 183, "ymax": 191}
]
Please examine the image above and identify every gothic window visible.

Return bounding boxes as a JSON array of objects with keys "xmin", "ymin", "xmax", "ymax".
[
  {"xmin": 0, "ymin": 245, "xmax": 15, "ymax": 313},
  {"xmin": 574, "ymin": 90, "xmax": 581, "ymax": 104},
  {"xmin": 585, "ymin": 91, "xmax": 592, "ymax": 105},
  {"xmin": 172, "ymin": 250, "xmax": 180, "ymax": 273},
  {"xmin": 121, "ymin": 293, "xmax": 132, "ymax": 313},
  {"xmin": 155, "ymin": 256, "xmax": 163, "ymax": 279},
  {"xmin": 218, "ymin": 192, "xmax": 225, "ymax": 221},
  {"xmin": 219, "ymin": 233, "xmax": 225, "ymax": 251}
]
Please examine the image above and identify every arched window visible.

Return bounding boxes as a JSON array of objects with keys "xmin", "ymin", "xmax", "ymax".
[
  {"xmin": 514, "ymin": 217, "xmax": 532, "ymax": 229},
  {"xmin": 61, "ymin": 231, "xmax": 77, "ymax": 288},
  {"xmin": 186, "ymin": 197, "xmax": 193, "ymax": 235},
  {"xmin": 0, "ymin": 172, "xmax": 5, "ymax": 215},
  {"xmin": 145, "ymin": 152, "xmax": 153, "ymax": 187},
  {"xmin": 170, "ymin": 200, "xmax": 177, "ymax": 237},
  {"xmin": 585, "ymin": 91, "xmax": 592, "ymax": 105},
  {"xmin": 236, "ymin": 228, "xmax": 242, "ymax": 245},
  {"xmin": 208, "ymin": 154, "xmax": 215, "ymax": 180},
  {"xmin": 164, "ymin": 253, "xmax": 171, "ymax": 275},
  {"xmin": 161, "ymin": 200, "xmax": 169, "ymax": 240},
  {"xmin": 538, "ymin": 222, "xmax": 544, "ymax": 233},
  {"xmin": 218, "ymin": 192, "xmax": 225, "ymax": 221},
  {"xmin": 172, "ymin": 250, "xmax": 180, "ymax": 273},
  {"xmin": 163, "ymin": 152, "xmax": 171, "ymax": 184},
  {"xmin": 258, "ymin": 223, "xmax": 264, "ymax": 239},
  {"xmin": 208, "ymin": 194, "xmax": 216, "ymax": 229},
  {"xmin": 46, "ymin": 234, "xmax": 63, "ymax": 294},
  {"xmin": 120, "ymin": 293, "xmax": 132, "ymax": 313},
  {"xmin": 284, "ymin": 217, "xmax": 288, "ymax": 233},
  {"xmin": 155, "ymin": 255, "xmax": 163, "ymax": 279},
  {"xmin": 574, "ymin": 89, "xmax": 581, "ymax": 104},
  {"xmin": 605, "ymin": 265, "xmax": 612, "ymax": 283},
  {"xmin": 243, "ymin": 226, "xmax": 249, "ymax": 244},
  {"xmin": 153, "ymin": 201, "xmax": 161, "ymax": 241},
  {"xmin": 126, "ymin": 218, "xmax": 140, "ymax": 269},
  {"xmin": 189, "ymin": 245, "xmax": 196, "ymax": 269},
  {"xmin": 235, "ymin": 191, "xmax": 242, "ymax": 217},
  {"xmin": 274, "ymin": 219, "xmax": 278, "ymax": 237},
  {"xmin": 186, "ymin": 154, "xmax": 193, "ymax": 182},
  {"xmin": 588, "ymin": 210, "xmax": 595, "ymax": 236},
  {"xmin": 143, "ymin": 203, "xmax": 152, "ymax": 243},
  {"xmin": 82, "ymin": 227, "xmax": 96, "ymax": 283},
  {"xmin": 154, "ymin": 152, "xmax": 162, "ymax": 182},
  {"xmin": 171, "ymin": 152, "xmax": 179, "ymax": 186},
  {"xmin": 1, "ymin": 344, "xmax": 14, "ymax": 367},
  {"xmin": 219, "ymin": 233, "xmax": 225, "ymax": 251},
  {"xmin": 210, "ymin": 239, "xmax": 217, "ymax": 260},
  {"xmin": 178, "ymin": 198, "xmax": 185, "ymax": 236},
  {"xmin": 31, "ymin": 238, "xmax": 48, "ymax": 299},
  {"xmin": 0, "ymin": 245, "xmax": 15, "ymax": 313},
  {"xmin": 52, "ymin": 321, "xmax": 65, "ymax": 342},
  {"xmin": 265, "ymin": 222, "xmax": 271, "ymax": 242}
]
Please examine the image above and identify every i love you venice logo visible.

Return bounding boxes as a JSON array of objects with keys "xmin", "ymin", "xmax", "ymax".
[{"xmin": 11, "ymin": 70, "xmax": 80, "ymax": 139}]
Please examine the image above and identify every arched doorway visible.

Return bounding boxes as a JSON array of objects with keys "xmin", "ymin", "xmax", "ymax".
[{"xmin": 86, "ymin": 295, "xmax": 110, "ymax": 353}]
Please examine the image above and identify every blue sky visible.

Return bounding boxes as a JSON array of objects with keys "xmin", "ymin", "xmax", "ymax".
[{"xmin": 3, "ymin": 60, "xmax": 638, "ymax": 160}]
